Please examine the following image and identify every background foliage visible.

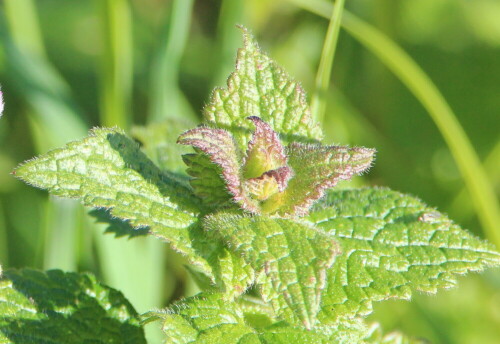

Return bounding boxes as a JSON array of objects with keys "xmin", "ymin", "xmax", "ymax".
[{"xmin": 0, "ymin": 1, "xmax": 499, "ymax": 343}]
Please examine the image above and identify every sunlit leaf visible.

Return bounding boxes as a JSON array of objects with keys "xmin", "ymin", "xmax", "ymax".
[
  {"xmin": 204, "ymin": 26, "xmax": 323, "ymax": 152},
  {"xmin": 0, "ymin": 269, "xmax": 145, "ymax": 344},
  {"xmin": 14, "ymin": 128, "xmax": 212, "ymax": 273},
  {"xmin": 204, "ymin": 214, "xmax": 339, "ymax": 329},
  {"xmin": 305, "ymin": 188, "xmax": 500, "ymax": 322}
]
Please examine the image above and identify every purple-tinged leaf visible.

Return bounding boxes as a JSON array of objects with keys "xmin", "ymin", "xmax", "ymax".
[
  {"xmin": 243, "ymin": 116, "xmax": 288, "ymax": 179},
  {"xmin": 244, "ymin": 166, "xmax": 293, "ymax": 201},
  {"xmin": 178, "ymin": 127, "xmax": 259, "ymax": 213},
  {"xmin": 266, "ymin": 142, "xmax": 375, "ymax": 216}
]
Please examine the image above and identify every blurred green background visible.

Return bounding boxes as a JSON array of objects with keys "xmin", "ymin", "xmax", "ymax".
[{"xmin": 0, "ymin": 0, "xmax": 499, "ymax": 343}]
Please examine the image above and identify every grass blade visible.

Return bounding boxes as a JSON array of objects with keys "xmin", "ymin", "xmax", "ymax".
[
  {"xmin": 96, "ymin": 3, "xmax": 166, "ymax": 342},
  {"xmin": 212, "ymin": 0, "xmax": 245, "ymax": 87},
  {"xmin": 3, "ymin": 0, "xmax": 46, "ymax": 58},
  {"xmin": 1, "ymin": 2, "xmax": 88, "ymax": 273},
  {"xmin": 148, "ymin": 0, "xmax": 196, "ymax": 123},
  {"xmin": 97, "ymin": 0, "xmax": 133, "ymax": 129},
  {"xmin": 310, "ymin": 0, "xmax": 346, "ymax": 125},
  {"xmin": 288, "ymin": 0, "xmax": 500, "ymax": 248}
]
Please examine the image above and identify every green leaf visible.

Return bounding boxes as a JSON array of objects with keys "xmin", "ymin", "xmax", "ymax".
[
  {"xmin": 259, "ymin": 318, "xmax": 368, "ymax": 344},
  {"xmin": 132, "ymin": 117, "xmax": 196, "ymax": 174},
  {"xmin": 145, "ymin": 293, "xmax": 257, "ymax": 344},
  {"xmin": 146, "ymin": 293, "xmax": 369, "ymax": 344},
  {"xmin": 305, "ymin": 188, "xmax": 500, "ymax": 322},
  {"xmin": 242, "ymin": 116, "xmax": 287, "ymax": 179},
  {"xmin": 186, "ymin": 239, "xmax": 255, "ymax": 299},
  {"xmin": 0, "ymin": 269, "xmax": 145, "ymax": 344},
  {"xmin": 14, "ymin": 128, "xmax": 212, "ymax": 273},
  {"xmin": 177, "ymin": 126, "xmax": 257, "ymax": 211},
  {"xmin": 182, "ymin": 153, "xmax": 234, "ymax": 208},
  {"xmin": 263, "ymin": 142, "xmax": 375, "ymax": 216},
  {"xmin": 203, "ymin": 214, "xmax": 339, "ymax": 329},
  {"xmin": 204, "ymin": 26, "xmax": 323, "ymax": 152}
]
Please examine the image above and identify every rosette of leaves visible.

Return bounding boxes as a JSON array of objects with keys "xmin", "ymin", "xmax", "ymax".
[{"xmin": 5, "ymin": 27, "xmax": 500, "ymax": 343}]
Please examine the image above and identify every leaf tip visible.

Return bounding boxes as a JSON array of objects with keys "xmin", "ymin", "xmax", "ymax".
[{"xmin": 237, "ymin": 25, "xmax": 259, "ymax": 52}]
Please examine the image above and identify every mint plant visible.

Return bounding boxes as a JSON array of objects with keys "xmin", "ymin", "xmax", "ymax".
[{"xmin": 2, "ymin": 27, "xmax": 499, "ymax": 343}]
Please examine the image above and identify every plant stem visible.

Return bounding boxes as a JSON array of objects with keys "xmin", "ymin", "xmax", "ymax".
[
  {"xmin": 289, "ymin": 0, "xmax": 500, "ymax": 248},
  {"xmin": 310, "ymin": 0, "xmax": 346, "ymax": 125}
]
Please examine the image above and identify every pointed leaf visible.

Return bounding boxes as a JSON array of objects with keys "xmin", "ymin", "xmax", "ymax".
[
  {"xmin": 304, "ymin": 188, "xmax": 500, "ymax": 322},
  {"xmin": 0, "ymin": 269, "xmax": 145, "ymax": 344},
  {"xmin": 243, "ymin": 116, "xmax": 287, "ymax": 179},
  {"xmin": 203, "ymin": 214, "xmax": 339, "ymax": 329},
  {"xmin": 266, "ymin": 143, "xmax": 375, "ymax": 216},
  {"xmin": 244, "ymin": 166, "xmax": 293, "ymax": 202},
  {"xmin": 178, "ymin": 126, "xmax": 259, "ymax": 213},
  {"xmin": 14, "ymin": 128, "xmax": 212, "ymax": 273},
  {"xmin": 204, "ymin": 27, "xmax": 322, "ymax": 152}
]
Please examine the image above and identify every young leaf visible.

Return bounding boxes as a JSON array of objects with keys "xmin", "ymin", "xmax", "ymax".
[
  {"xmin": 182, "ymin": 153, "xmax": 234, "ymax": 207},
  {"xmin": 177, "ymin": 126, "xmax": 259, "ymax": 213},
  {"xmin": 204, "ymin": 27, "xmax": 323, "ymax": 152},
  {"xmin": 203, "ymin": 214, "xmax": 339, "ymax": 329},
  {"xmin": 264, "ymin": 143, "xmax": 375, "ymax": 216},
  {"xmin": 0, "ymin": 269, "xmax": 145, "ymax": 343},
  {"xmin": 305, "ymin": 188, "xmax": 500, "ymax": 322},
  {"xmin": 14, "ymin": 128, "xmax": 212, "ymax": 273},
  {"xmin": 243, "ymin": 116, "xmax": 288, "ymax": 179}
]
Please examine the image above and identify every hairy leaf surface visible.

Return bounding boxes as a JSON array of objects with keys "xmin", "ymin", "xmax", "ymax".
[
  {"xmin": 186, "ymin": 241, "xmax": 255, "ymax": 299},
  {"xmin": 182, "ymin": 153, "xmax": 233, "ymax": 208},
  {"xmin": 0, "ymin": 269, "xmax": 145, "ymax": 344},
  {"xmin": 204, "ymin": 27, "xmax": 322, "ymax": 151},
  {"xmin": 203, "ymin": 214, "xmax": 339, "ymax": 329},
  {"xmin": 14, "ymin": 128, "xmax": 212, "ymax": 273},
  {"xmin": 305, "ymin": 188, "xmax": 500, "ymax": 322},
  {"xmin": 147, "ymin": 293, "xmax": 369, "ymax": 344},
  {"xmin": 264, "ymin": 143, "xmax": 375, "ymax": 216},
  {"xmin": 177, "ymin": 126, "xmax": 260, "ymax": 213},
  {"xmin": 145, "ymin": 293, "xmax": 256, "ymax": 344}
]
